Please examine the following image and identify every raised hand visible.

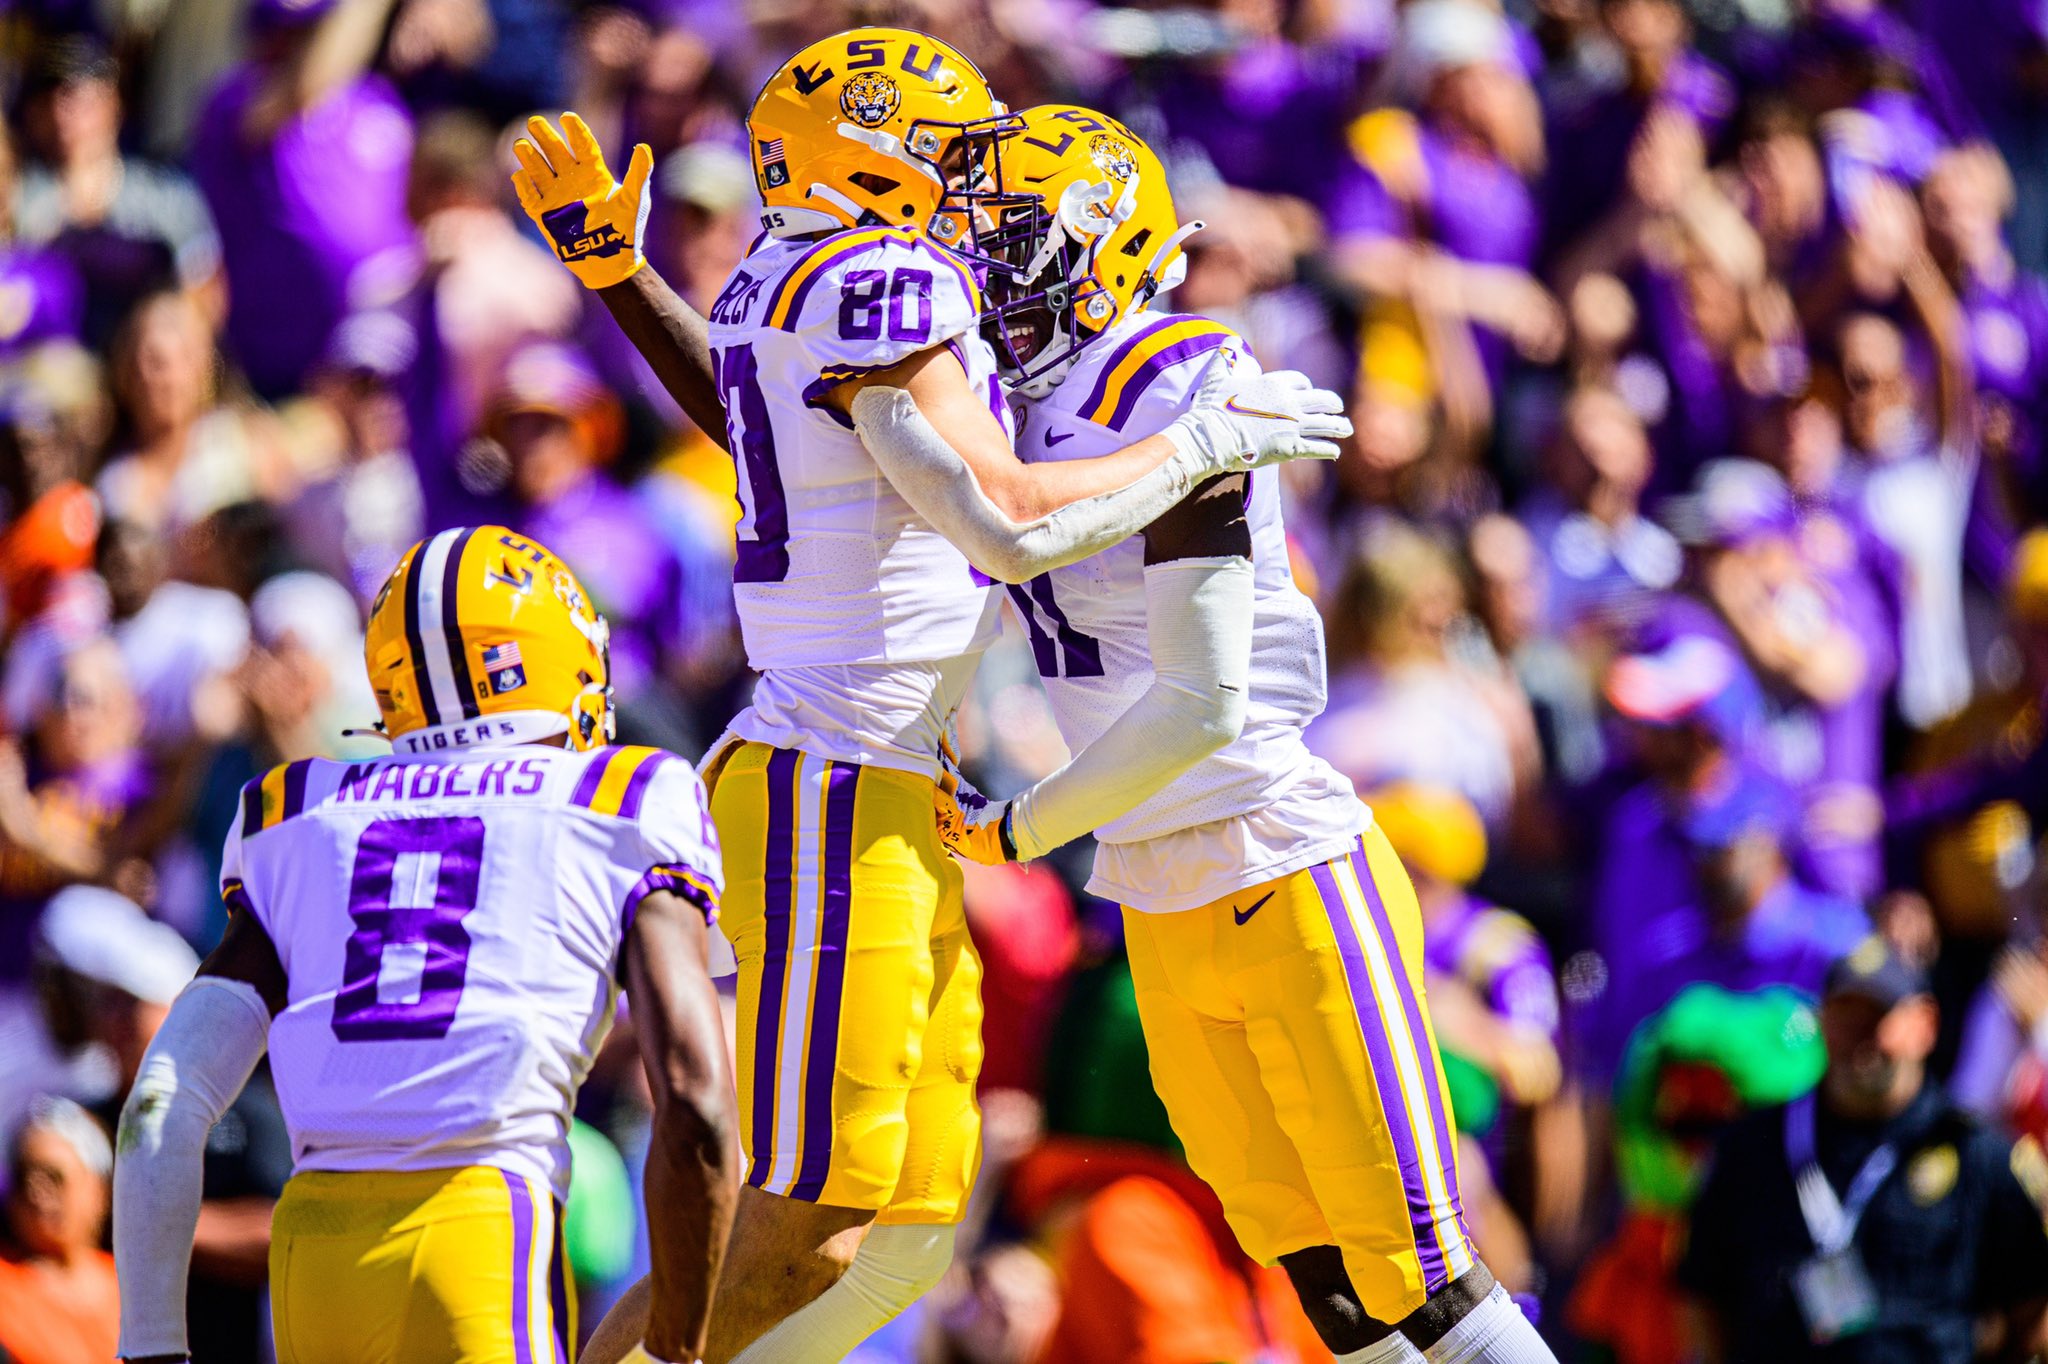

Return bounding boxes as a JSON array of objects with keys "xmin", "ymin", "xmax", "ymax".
[{"xmin": 512, "ymin": 112, "xmax": 654, "ymax": 290}]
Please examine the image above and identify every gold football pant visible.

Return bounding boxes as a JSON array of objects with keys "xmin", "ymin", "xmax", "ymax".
[
  {"xmin": 1122, "ymin": 826, "xmax": 1476, "ymax": 1322},
  {"xmin": 707, "ymin": 741, "xmax": 984, "ymax": 1224},
  {"xmin": 269, "ymin": 1166, "xmax": 572, "ymax": 1363}
]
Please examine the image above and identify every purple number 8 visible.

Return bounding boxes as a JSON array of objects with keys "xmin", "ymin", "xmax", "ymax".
[{"xmin": 331, "ymin": 816, "xmax": 485, "ymax": 1042}]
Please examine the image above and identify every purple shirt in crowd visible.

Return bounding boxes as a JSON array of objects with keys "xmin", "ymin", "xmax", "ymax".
[
  {"xmin": 1327, "ymin": 119, "xmax": 1539, "ymax": 384},
  {"xmin": 189, "ymin": 68, "xmax": 416, "ymax": 398},
  {"xmin": 1542, "ymin": 49, "xmax": 1736, "ymax": 258},
  {"xmin": 1118, "ymin": 39, "xmax": 1359, "ymax": 204},
  {"xmin": 520, "ymin": 473, "xmax": 688, "ymax": 700}
]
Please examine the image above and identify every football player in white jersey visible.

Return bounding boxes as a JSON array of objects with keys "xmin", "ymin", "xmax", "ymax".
[
  {"xmin": 111, "ymin": 529, "xmax": 737, "ymax": 1364},
  {"xmin": 513, "ymin": 27, "xmax": 1352, "ymax": 1364},
  {"xmin": 939, "ymin": 109, "xmax": 1560, "ymax": 1364}
]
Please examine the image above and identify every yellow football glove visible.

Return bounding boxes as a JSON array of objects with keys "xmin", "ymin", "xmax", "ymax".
[
  {"xmin": 935, "ymin": 738, "xmax": 1019, "ymax": 865},
  {"xmin": 512, "ymin": 112, "xmax": 653, "ymax": 291}
]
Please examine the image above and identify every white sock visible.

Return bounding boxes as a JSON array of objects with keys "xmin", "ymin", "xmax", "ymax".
[
  {"xmin": 1421, "ymin": 1286, "xmax": 1557, "ymax": 1364},
  {"xmin": 728, "ymin": 1223, "xmax": 955, "ymax": 1363},
  {"xmin": 1337, "ymin": 1332, "xmax": 1427, "ymax": 1362}
]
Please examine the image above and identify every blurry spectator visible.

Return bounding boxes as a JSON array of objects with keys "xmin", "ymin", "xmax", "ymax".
[
  {"xmin": 1952, "ymin": 884, "xmax": 2048, "ymax": 1149},
  {"xmin": 31, "ymin": 884, "xmax": 290, "ymax": 1363},
  {"xmin": 98, "ymin": 517, "xmax": 250, "ymax": 757},
  {"xmin": 1891, "ymin": 528, "xmax": 2048, "ymax": 939},
  {"xmin": 240, "ymin": 570, "xmax": 378, "ymax": 761},
  {"xmin": 283, "ymin": 310, "xmax": 428, "ymax": 607},
  {"xmin": 408, "ymin": 109, "xmax": 579, "ymax": 432},
  {"xmin": 486, "ymin": 340, "xmax": 693, "ymax": 742},
  {"xmin": 1542, "ymin": 0, "xmax": 1736, "ymax": 258},
  {"xmin": 189, "ymin": 0, "xmax": 415, "ymax": 399},
  {"xmin": 0, "ymin": 1095, "xmax": 120, "ymax": 1364},
  {"xmin": 0, "ymin": 638, "xmax": 148, "ymax": 975},
  {"xmin": 12, "ymin": 35, "xmax": 224, "ymax": 347},
  {"xmin": 1332, "ymin": 0, "xmax": 1560, "ymax": 388},
  {"xmin": 1310, "ymin": 521, "xmax": 1533, "ymax": 825},
  {"xmin": 96, "ymin": 289, "xmax": 287, "ymax": 553},
  {"xmin": 0, "ymin": 126, "xmax": 86, "ymax": 363},
  {"xmin": 1671, "ymin": 459, "xmax": 1886, "ymax": 899},
  {"xmin": 1680, "ymin": 938, "xmax": 2048, "ymax": 1361},
  {"xmin": 654, "ymin": 141, "xmax": 758, "ymax": 314},
  {"xmin": 1815, "ymin": 179, "xmax": 1980, "ymax": 731},
  {"xmin": 1921, "ymin": 141, "xmax": 2048, "ymax": 515},
  {"xmin": 1570, "ymin": 982, "xmax": 1826, "ymax": 1364},
  {"xmin": 0, "ymin": 343, "xmax": 105, "ymax": 634},
  {"xmin": 1519, "ymin": 384, "xmax": 1679, "ymax": 639},
  {"xmin": 1591, "ymin": 630, "xmax": 1870, "ymax": 1061}
]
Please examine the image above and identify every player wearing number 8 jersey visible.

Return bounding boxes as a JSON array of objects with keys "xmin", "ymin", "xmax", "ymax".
[
  {"xmin": 110, "ymin": 528, "xmax": 740, "ymax": 1364},
  {"xmin": 942, "ymin": 109, "xmax": 1560, "ymax": 1364}
]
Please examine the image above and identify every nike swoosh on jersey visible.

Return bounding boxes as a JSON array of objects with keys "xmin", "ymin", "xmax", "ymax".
[
  {"xmin": 1233, "ymin": 891, "xmax": 1276, "ymax": 925},
  {"xmin": 1044, "ymin": 430, "xmax": 1076, "ymax": 447}
]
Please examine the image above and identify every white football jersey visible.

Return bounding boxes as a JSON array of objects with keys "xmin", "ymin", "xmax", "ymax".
[
  {"xmin": 221, "ymin": 743, "xmax": 721, "ymax": 1199},
  {"xmin": 1013, "ymin": 311, "xmax": 1367, "ymax": 912},
  {"xmin": 705, "ymin": 226, "xmax": 1009, "ymax": 775}
]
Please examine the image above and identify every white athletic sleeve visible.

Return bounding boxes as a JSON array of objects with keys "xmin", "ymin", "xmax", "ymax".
[
  {"xmin": 114, "ymin": 976, "xmax": 272, "ymax": 1360},
  {"xmin": 1005, "ymin": 555, "xmax": 1255, "ymax": 859},
  {"xmin": 850, "ymin": 383, "xmax": 1219, "ymax": 583}
]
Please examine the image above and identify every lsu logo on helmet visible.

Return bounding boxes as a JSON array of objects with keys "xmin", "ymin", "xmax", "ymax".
[
  {"xmin": 748, "ymin": 27, "xmax": 1018, "ymax": 239},
  {"xmin": 840, "ymin": 72, "xmax": 902, "ymax": 128},
  {"xmin": 1089, "ymin": 134, "xmax": 1138, "ymax": 184}
]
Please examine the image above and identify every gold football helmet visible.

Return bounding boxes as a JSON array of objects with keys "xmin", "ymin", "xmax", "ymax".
[
  {"xmin": 364, "ymin": 527, "xmax": 614, "ymax": 753},
  {"xmin": 978, "ymin": 105, "xmax": 1200, "ymax": 397},
  {"xmin": 749, "ymin": 27, "xmax": 1020, "ymax": 244}
]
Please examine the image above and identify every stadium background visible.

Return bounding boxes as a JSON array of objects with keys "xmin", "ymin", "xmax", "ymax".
[{"xmin": 1, "ymin": 0, "xmax": 2047, "ymax": 1357}]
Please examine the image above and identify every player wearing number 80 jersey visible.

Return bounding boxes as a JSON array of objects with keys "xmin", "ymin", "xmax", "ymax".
[{"xmin": 111, "ymin": 529, "xmax": 740, "ymax": 1364}]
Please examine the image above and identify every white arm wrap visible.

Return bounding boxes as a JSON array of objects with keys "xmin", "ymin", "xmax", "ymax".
[
  {"xmin": 851, "ymin": 385, "xmax": 1213, "ymax": 583},
  {"xmin": 114, "ymin": 975, "xmax": 272, "ymax": 1360},
  {"xmin": 1007, "ymin": 556, "xmax": 1254, "ymax": 860}
]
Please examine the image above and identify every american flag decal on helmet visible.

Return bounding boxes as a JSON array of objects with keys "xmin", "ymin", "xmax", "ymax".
[
  {"xmin": 761, "ymin": 138, "xmax": 789, "ymax": 188},
  {"xmin": 482, "ymin": 641, "xmax": 527, "ymax": 694}
]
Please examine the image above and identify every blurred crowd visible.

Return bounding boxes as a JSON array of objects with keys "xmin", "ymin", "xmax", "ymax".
[{"xmin": 3, "ymin": 0, "xmax": 2048, "ymax": 1359}]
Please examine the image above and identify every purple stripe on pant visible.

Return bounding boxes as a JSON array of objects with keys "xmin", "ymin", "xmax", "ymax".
[
  {"xmin": 503, "ymin": 1170, "xmax": 534, "ymax": 1364},
  {"xmin": 1308, "ymin": 856, "xmax": 1451, "ymax": 1291},
  {"xmin": 748, "ymin": 748, "xmax": 800, "ymax": 1188},
  {"xmin": 1348, "ymin": 844, "xmax": 1471, "ymax": 1260},
  {"xmin": 549, "ymin": 1200, "xmax": 571, "ymax": 1364},
  {"xmin": 790, "ymin": 760, "xmax": 860, "ymax": 1201}
]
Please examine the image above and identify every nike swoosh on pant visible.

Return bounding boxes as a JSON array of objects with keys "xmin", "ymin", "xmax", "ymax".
[{"xmin": 1233, "ymin": 891, "xmax": 1276, "ymax": 925}]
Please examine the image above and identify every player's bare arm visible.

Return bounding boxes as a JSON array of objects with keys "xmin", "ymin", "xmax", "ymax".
[
  {"xmin": 622, "ymin": 888, "xmax": 741, "ymax": 1364},
  {"xmin": 114, "ymin": 906, "xmax": 284, "ymax": 1364},
  {"xmin": 600, "ymin": 267, "xmax": 730, "ymax": 452}
]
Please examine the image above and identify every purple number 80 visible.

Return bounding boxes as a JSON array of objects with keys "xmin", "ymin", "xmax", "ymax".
[
  {"xmin": 331, "ymin": 816, "xmax": 485, "ymax": 1042},
  {"xmin": 839, "ymin": 268, "xmax": 933, "ymax": 343}
]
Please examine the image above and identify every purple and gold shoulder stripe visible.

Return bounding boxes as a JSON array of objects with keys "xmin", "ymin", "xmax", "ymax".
[
  {"xmin": 568, "ymin": 745, "xmax": 677, "ymax": 820},
  {"xmin": 1075, "ymin": 316, "xmax": 1236, "ymax": 430}
]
